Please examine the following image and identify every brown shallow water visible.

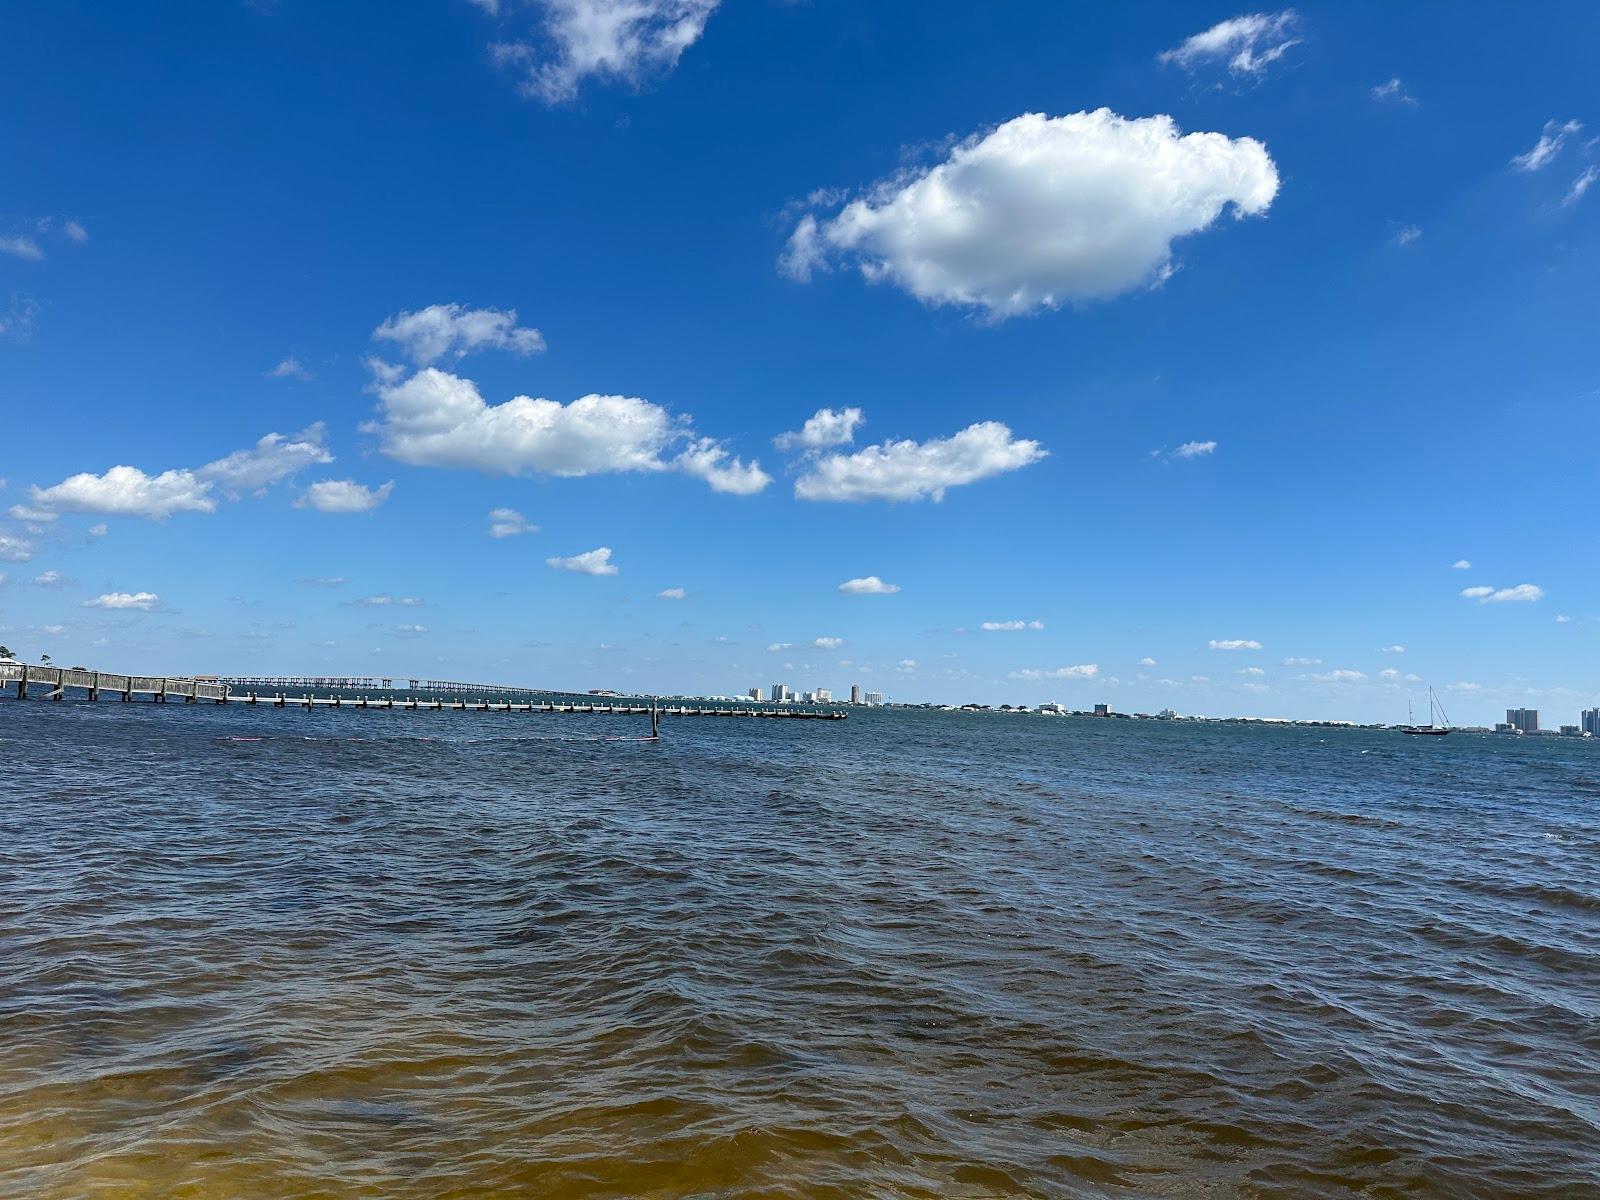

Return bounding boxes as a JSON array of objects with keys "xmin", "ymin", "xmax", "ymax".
[{"xmin": 1, "ymin": 701, "xmax": 1596, "ymax": 1198}]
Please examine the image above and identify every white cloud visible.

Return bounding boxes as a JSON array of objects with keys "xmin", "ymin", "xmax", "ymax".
[
  {"xmin": 1372, "ymin": 77, "xmax": 1416, "ymax": 105},
  {"xmin": 0, "ymin": 235, "xmax": 44, "ymax": 261},
  {"xmin": 785, "ymin": 110, "xmax": 1277, "ymax": 319},
  {"xmin": 7, "ymin": 504, "xmax": 57, "ymax": 523},
  {"xmin": 1512, "ymin": 119, "xmax": 1582, "ymax": 172},
  {"xmin": 1382, "ymin": 644, "xmax": 1406, "ymax": 653},
  {"xmin": 1010, "ymin": 664, "xmax": 1099, "ymax": 680},
  {"xmin": 813, "ymin": 636, "xmax": 844, "ymax": 649},
  {"xmin": 897, "ymin": 659, "xmax": 917, "ymax": 672},
  {"xmin": 488, "ymin": 507, "xmax": 537, "ymax": 538},
  {"xmin": 1209, "ymin": 638, "xmax": 1262, "ymax": 650},
  {"xmin": 392, "ymin": 624, "xmax": 427, "ymax": 636},
  {"xmin": 1462, "ymin": 583, "xmax": 1543, "ymax": 604},
  {"xmin": 63, "ymin": 220, "xmax": 88, "ymax": 243},
  {"xmin": 675, "ymin": 438, "xmax": 772, "ymax": 494},
  {"xmin": 1556, "ymin": 614, "xmax": 1572, "ymax": 624},
  {"xmin": 766, "ymin": 642, "xmax": 793, "ymax": 652},
  {"xmin": 266, "ymin": 357, "xmax": 312, "ymax": 381},
  {"xmin": 981, "ymin": 619, "xmax": 1044, "ymax": 631},
  {"xmin": 774, "ymin": 407, "xmax": 864, "ymax": 452},
  {"xmin": 34, "ymin": 570, "xmax": 65, "ymax": 587},
  {"xmin": 547, "ymin": 546, "xmax": 618, "ymax": 576},
  {"xmin": 486, "ymin": 0, "xmax": 720, "ymax": 103},
  {"xmin": 297, "ymin": 479, "xmax": 394, "ymax": 513},
  {"xmin": 0, "ymin": 295, "xmax": 39, "ymax": 340},
  {"xmin": 1379, "ymin": 669, "xmax": 1421, "ymax": 683},
  {"xmin": 352, "ymin": 594, "xmax": 423, "ymax": 607},
  {"xmin": 1138, "ymin": 656, "xmax": 1157, "ymax": 667},
  {"xmin": 83, "ymin": 591, "xmax": 158, "ymax": 611},
  {"xmin": 1451, "ymin": 559, "xmax": 1471, "ymax": 570},
  {"xmin": 838, "ymin": 576, "xmax": 900, "ymax": 595},
  {"xmin": 657, "ymin": 586, "xmax": 686, "ymax": 600},
  {"xmin": 41, "ymin": 624, "xmax": 64, "ymax": 635},
  {"xmin": 374, "ymin": 303, "xmax": 546, "ymax": 366},
  {"xmin": 199, "ymin": 424, "xmax": 332, "ymax": 492},
  {"xmin": 1281, "ymin": 656, "xmax": 1321, "ymax": 666},
  {"xmin": 1172, "ymin": 440, "xmax": 1217, "ymax": 459},
  {"xmin": 86, "ymin": 523, "xmax": 107, "ymax": 540},
  {"xmin": 30, "ymin": 465, "xmax": 216, "ymax": 520},
  {"xmin": 1239, "ymin": 666, "xmax": 1265, "ymax": 676},
  {"xmin": 1393, "ymin": 224, "xmax": 1422, "ymax": 247},
  {"xmin": 1448, "ymin": 681, "xmax": 1482, "ymax": 692},
  {"xmin": 1158, "ymin": 11, "xmax": 1300, "ymax": 76},
  {"xmin": 796, "ymin": 421, "xmax": 1045, "ymax": 502},
  {"xmin": 0, "ymin": 534, "xmax": 35, "ymax": 562},
  {"xmin": 370, "ymin": 367, "xmax": 765, "ymax": 494},
  {"xmin": 1565, "ymin": 165, "xmax": 1598, "ymax": 206},
  {"xmin": 1309, "ymin": 669, "xmax": 1366, "ymax": 683}
]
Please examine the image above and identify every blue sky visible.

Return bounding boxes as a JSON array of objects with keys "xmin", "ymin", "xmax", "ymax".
[{"xmin": 3, "ymin": 1, "xmax": 1598, "ymax": 722}]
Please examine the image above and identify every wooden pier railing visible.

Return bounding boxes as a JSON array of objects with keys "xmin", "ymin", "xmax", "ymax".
[{"xmin": 0, "ymin": 662, "xmax": 846, "ymax": 736}]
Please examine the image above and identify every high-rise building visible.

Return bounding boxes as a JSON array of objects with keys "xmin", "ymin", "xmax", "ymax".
[
  {"xmin": 864, "ymin": 691, "xmax": 883, "ymax": 705},
  {"xmin": 815, "ymin": 688, "xmax": 832, "ymax": 703},
  {"xmin": 1583, "ymin": 708, "xmax": 1600, "ymax": 737},
  {"xmin": 1506, "ymin": 707, "xmax": 1540, "ymax": 733},
  {"xmin": 850, "ymin": 684, "xmax": 862, "ymax": 704},
  {"xmin": 1093, "ymin": 703, "xmax": 1110, "ymax": 717},
  {"xmin": 772, "ymin": 683, "xmax": 792, "ymax": 703},
  {"xmin": 748, "ymin": 688, "xmax": 761, "ymax": 701}
]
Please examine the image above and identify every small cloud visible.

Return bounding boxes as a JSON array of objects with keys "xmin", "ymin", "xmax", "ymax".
[
  {"xmin": 1239, "ymin": 666, "xmax": 1265, "ymax": 676},
  {"xmin": 775, "ymin": 407, "xmax": 865, "ymax": 452},
  {"xmin": 41, "ymin": 623, "xmax": 65, "ymax": 635},
  {"xmin": 0, "ymin": 534, "xmax": 36, "ymax": 562},
  {"xmin": 1451, "ymin": 559, "xmax": 1471, "ymax": 570},
  {"xmin": 1010, "ymin": 664, "xmax": 1099, "ymax": 680},
  {"xmin": 981, "ymin": 619, "xmax": 1045, "ymax": 631},
  {"xmin": 1448, "ymin": 681, "xmax": 1482, "ymax": 692},
  {"xmin": 897, "ymin": 659, "xmax": 917, "ymax": 672},
  {"xmin": 547, "ymin": 547, "xmax": 618, "ymax": 576},
  {"xmin": 1209, "ymin": 638, "xmax": 1262, "ymax": 650},
  {"xmin": 0, "ymin": 235, "xmax": 44, "ymax": 261},
  {"xmin": 1556, "ymin": 614, "xmax": 1572, "ymax": 623},
  {"xmin": 488, "ymin": 507, "xmax": 537, "ymax": 538},
  {"xmin": 838, "ymin": 575, "xmax": 900, "ymax": 595},
  {"xmin": 1565, "ymin": 164, "xmax": 1598, "ymax": 207},
  {"xmin": 813, "ymin": 636, "xmax": 845, "ymax": 649},
  {"xmin": 1381, "ymin": 644, "xmax": 1405, "ymax": 653},
  {"xmin": 657, "ymin": 587, "xmax": 687, "ymax": 600},
  {"xmin": 82, "ymin": 591, "xmax": 158, "ymax": 611},
  {"xmin": 86, "ymin": 523, "xmax": 107, "ymax": 540},
  {"xmin": 1173, "ymin": 439, "xmax": 1217, "ymax": 459},
  {"xmin": 33, "ymin": 569, "xmax": 65, "ymax": 587},
  {"xmin": 766, "ymin": 642, "xmax": 793, "ymax": 652},
  {"xmin": 1158, "ymin": 10, "xmax": 1300, "ymax": 76},
  {"xmin": 63, "ymin": 219, "xmax": 88, "ymax": 243},
  {"xmin": 298, "ymin": 576, "xmax": 347, "ymax": 586},
  {"xmin": 350, "ymin": 594, "xmax": 423, "ymax": 608},
  {"xmin": 297, "ymin": 479, "xmax": 394, "ymax": 513},
  {"xmin": 1138, "ymin": 656, "xmax": 1156, "ymax": 667},
  {"xmin": 7, "ymin": 504, "xmax": 57, "ymax": 523},
  {"xmin": 1372, "ymin": 77, "xmax": 1416, "ymax": 105},
  {"xmin": 391, "ymin": 623, "xmax": 427, "ymax": 636},
  {"xmin": 1393, "ymin": 224, "xmax": 1422, "ymax": 247},
  {"xmin": 1512, "ymin": 119, "xmax": 1582, "ymax": 172},
  {"xmin": 1309, "ymin": 669, "xmax": 1366, "ymax": 683},
  {"xmin": 1281, "ymin": 656, "xmax": 1321, "ymax": 666},
  {"xmin": 266, "ymin": 357, "xmax": 312, "ymax": 381},
  {"xmin": 1462, "ymin": 583, "xmax": 1543, "ymax": 604},
  {"xmin": 373, "ymin": 303, "xmax": 545, "ymax": 366}
]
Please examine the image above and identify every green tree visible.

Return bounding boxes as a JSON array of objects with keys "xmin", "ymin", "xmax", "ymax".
[{"xmin": 0, "ymin": 645, "xmax": 13, "ymax": 660}]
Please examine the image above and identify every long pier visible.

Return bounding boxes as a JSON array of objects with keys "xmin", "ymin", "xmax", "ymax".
[{"xmin": 0, "ymin": 661, "xmax": 847, "ymax": 737}]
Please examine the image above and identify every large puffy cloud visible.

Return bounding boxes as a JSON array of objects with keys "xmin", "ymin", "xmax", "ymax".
[
  {"xmin": 487, "ymin": 0, "xmax": 721, "ymax": 103},
  {"xmin": 370, "ymin": 366, "xmax": 769, "ymax": 493},
  {"xmin": 30, "ymin": 465, "xmax": 216, "ymax": 519},
  {"xmin": 373, "ymin": 303, "xmax": 546, "ymax": 365},
  {"xmin": 784, "ymin": 109, "xmax": 1278, "ymax": 319},
  {"xmin": 198, "ymin": 423, "xmax": 332, "ymax": 492},
  {"xmin": 795, "ymin": 421, "xmax": 1045, "ymax": 502}
]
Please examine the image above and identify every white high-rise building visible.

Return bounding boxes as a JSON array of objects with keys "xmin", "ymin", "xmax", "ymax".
[
  {"xmin": 815, "ymin": 688, "xmax": 832, "ymax": 703},
  {"xmin": 748, "ymin": 688, "xmax": 762, "ymax": 701},
  {"xmin": 772, "ymin": 683, "xmax": 792, "ymax": 702},
  {"xmin": 1582, "ymin": 707, "xmax": 1600, "ymax": 737},
  {"xmin": 864, "ymin": 691, "xmax": 883, "ymax": 705}
]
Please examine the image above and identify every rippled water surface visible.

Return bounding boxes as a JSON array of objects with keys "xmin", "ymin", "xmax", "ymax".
[{"xmin": 1, "ymin": 702, "xmax": 1596, "ymax": 1198}]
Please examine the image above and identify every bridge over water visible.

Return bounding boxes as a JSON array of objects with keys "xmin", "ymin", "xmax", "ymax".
[{"xmin": 0, "ymin": 661, "xmax": 847, "ymax": 738}]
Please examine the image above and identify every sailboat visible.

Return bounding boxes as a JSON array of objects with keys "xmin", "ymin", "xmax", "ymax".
[{"xmin": 1403, "ymin": 687, "xmax": 1452, "ymax": 736}]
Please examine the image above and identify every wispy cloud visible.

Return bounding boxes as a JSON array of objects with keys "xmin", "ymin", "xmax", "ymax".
[
  {"xmin": 1512, "ymin": 119, "xmax": 1582, "ymax": 172},
  {"xmin": 657, "ymin": 586, "xmax": 686, "ymax": 600},
  {"xmin": 1462, "ymin": 583, "xmax": 1543, "ymax": 604},
  {"xmin": 1209, "ymin": 638, "xmax": 1262, "ymax": 650},
  {"xmin": 1371, "ymin": 77, "xmax": 1416, "ymax": 105},
  {"xmin": 1010, "ymin": 664, "xmax": 1099, "ymax": 680},
  {"xmin": 1158, "ymin": 11, "xmax": 1300, "ymax": 76},
  {"xmin": 82, "ymin": 591, "xmax": 158, "ymax": 611},
  {"xmin": 488, "ymin": 507, "xmax": 537, "ymax": 538},
  {"xmin": 981, "ymin": 619, "xmax": 1044, "ymax": 631}
]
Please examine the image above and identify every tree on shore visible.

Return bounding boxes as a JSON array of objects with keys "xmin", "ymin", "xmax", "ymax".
[{"xmin": 0, "ymin": 644, "xmax": 14, "ymax": 661}]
